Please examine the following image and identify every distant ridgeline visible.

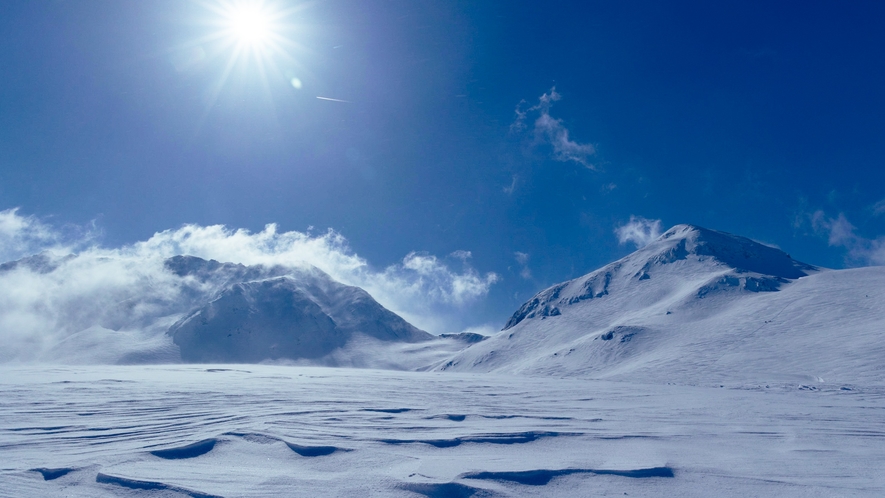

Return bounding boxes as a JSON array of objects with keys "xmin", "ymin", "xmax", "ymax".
[{"xmin": 2, "ymin": 224, "xmax": 882, "ymax": 384}]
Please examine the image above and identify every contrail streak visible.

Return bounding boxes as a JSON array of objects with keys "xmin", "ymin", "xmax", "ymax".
[{"xmin": 316, "ymin": 96, "xmax": 351, "ymax": 103}]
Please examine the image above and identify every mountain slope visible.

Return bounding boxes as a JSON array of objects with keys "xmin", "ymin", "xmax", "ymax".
[
  {"xmin": 437, "ymin": 225, "xmax": 885, "ymax": 387},
  {"xmin": 166, "ymin": 256, "xmax": 433, "ymax": 363},
  {"xmin": 0, "ymin": 252, "xmax": 443, "ymax": 365}
]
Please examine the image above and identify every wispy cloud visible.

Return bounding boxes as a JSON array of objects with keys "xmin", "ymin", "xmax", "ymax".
[
  {"xmin": 458, "ymin": 324, "xmax": 497, "ymax": 337},
  {"xmin": 873, "ymin": 198, "xmax": 885, "ymax": 216},
  {"xmin": 512, "ymin": 87, "xmax": 596, "ymax": 168},
  {"xmin": 449, "ymin": 250, "xmax": 472, "ymax": 262},
  {"xmin": 131, "ymin": 224, "xmax": 500, "ymax": 318},
  {"xmin": 0, "ymin": 209, "xmax": 62, "ymax": 262},
  {"xmin": 398, "ymin": 251, "xmax": 497, "ymax": 307},
  {"xmin": 514, "ymin": 251, "xmax": 531, "ymax": 280},
  {"xmin": 0, "ymin": 210, "xmax": 500, "ymax": 361},
  {"xmin": 503, "ymin": 174, "xmax": 519, "ymax": 195},
  {"xmin": 615, "ymin": 216, "xmax": 663, "ymax": 249},
  {"xmin": 811, "ymin": 211, "xmax": 855, "ymax": 246},
  {"xmin": 811, "ymin": 210, "xmax": 885, "ymax": 266}
]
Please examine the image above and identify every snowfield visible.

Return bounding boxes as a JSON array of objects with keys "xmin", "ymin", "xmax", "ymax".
[{"xmin": 2, "ymin": 365, "xmax": 884, "ymax": 497}]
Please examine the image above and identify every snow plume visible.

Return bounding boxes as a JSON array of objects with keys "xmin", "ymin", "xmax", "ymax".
[
  {"xmin": 0, "ymin": 210, "xmax": 499, "ymax": 361},
  {"xmin": 0, "ymin": 208, "xmax": 63, "ymax": 262},
  {"xmin": 615, "ymin": 216, "xmax": 663, "ymax": 248},
  {"xmin": 136, "ymin": 224, "xmax": 499, "ymax": 317},
  {"xmin": 512, "ymin": 87, "xmax": 596, "ymax": 168},
  {"xmin": 811, "ymin": 211, "xmax": 885, "ymax": 266}
]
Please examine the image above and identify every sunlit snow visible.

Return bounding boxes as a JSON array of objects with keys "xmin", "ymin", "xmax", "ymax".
[{"xmin": 3, "ymin": 365, "xmax": 883, "ymax": 497}]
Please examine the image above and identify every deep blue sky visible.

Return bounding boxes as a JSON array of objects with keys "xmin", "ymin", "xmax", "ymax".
[{"xmin": 2, "ymin": 1, "xmax": 884, "ymax": 328}]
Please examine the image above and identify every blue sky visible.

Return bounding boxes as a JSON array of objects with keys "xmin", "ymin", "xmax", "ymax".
[{"xmin": 1, "ymin": 1, "xmax": 884, "ymax": 332}]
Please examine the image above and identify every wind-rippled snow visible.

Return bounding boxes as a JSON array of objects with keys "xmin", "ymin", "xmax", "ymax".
[{"xmin": 2, "ymin": 365, "xmax": 883, "ymax": 497}]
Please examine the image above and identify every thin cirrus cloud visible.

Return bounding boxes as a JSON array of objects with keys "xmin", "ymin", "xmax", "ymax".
[
  {"xmin": 0, "ymin": 208, "xmax": 499, "ymax": 361},
  {"xmin": 811, "ymin": 210, "xmax": 885, "ymax": 266},
  {"xmin": 503, "ymin": 174, "xmax": 519, "ymax": 195},
  {"xmin": 511, "ymin": 87, "xmax": 596, "ymax": 169},
  {"xmin": 514, "ymin": 251, "xmax": 531, "ymax": 280},
  {"xmin": 615, "ymin": 216, "xmax": 663, "ymax": 249}
]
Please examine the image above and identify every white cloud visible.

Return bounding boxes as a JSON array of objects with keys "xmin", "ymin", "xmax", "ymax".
[
  {"xmin": 503, "ymin": 174, "xmax": 519, "ymax": 195},
  {"xmin": 0, "ymin": 208, "xmax": 100, "ymax": 265},
  {"xmin": 449, "ymin": 250, "xmax": 472, "ymax": 261},
  {"xmin": 811, "ymin": 211, "xmax": 855, "ymax": 246},
  {"xmin": 128, "ymin": 223, "xmax": 500, "ymax": 316},
  {"xmin": 0, "ymin": 211, "xmax": 500, "ymax": 361},
  {"xmin": 514, "ymin": 251, "xmax": 531, "ymax": 280},
  {"xmin": 811, "ymin": 210, "xmax": 885, "ymax": 266},
  {"xmin": 510, "ymin": 100, "xmax": 528, "ymax": 133},
  {"xmin": 868, "ymin": 241, "xmax": 885, "ymax": 265},
  {"xmin": 458, "ymin": 324, "xmax": 498, "ymax": 337},
  {"xmin": 397, "ymin": 251, "xmax": 497, "ymax": 306},
  {"xmin": 512, "ymin": 87, "xmax": 596, "ymax": 168},
  {"xmin": 0, "ymin": 208, "xmax": 60, "ymax": 263},
  {"xmin": 873, "ymin": 199, "xmax": 885, "ymax": 216},
  {"xmin": 615, "ymin": 216, "xmax": 663, "ymax": 249}
]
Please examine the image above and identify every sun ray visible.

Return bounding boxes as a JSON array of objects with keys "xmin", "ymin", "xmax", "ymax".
[
  {"xmin": 197, "ymin": 42, "xmax": 245, "ymax": 131},
  {"xmin": 182, "ymin": 0, "xmax": 319, "ymax": 135}
]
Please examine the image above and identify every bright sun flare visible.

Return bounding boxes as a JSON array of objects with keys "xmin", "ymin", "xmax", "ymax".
[
  {"xmin": 227, "ymin": 4, "xmax": 275, "ymax": 46},
  {"xmin": 192, "ymin": 0, "xmax": 305, "ymax": 112}
]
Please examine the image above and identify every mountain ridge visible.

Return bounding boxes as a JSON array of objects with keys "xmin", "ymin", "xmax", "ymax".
[
  {"xmin": 0, "ymin": 252, "xmax": 440, "ymax": 365},
  {"xmin": 504, "ymin": 224, "xmax": 819, "ymax": 330},
  {"xmin": 165, "ymin": 255, "xmax": 433, "ymax": 362},
  {"xmin": 438, "ymin": 224, "xmax": 884, "ymax": 387}
]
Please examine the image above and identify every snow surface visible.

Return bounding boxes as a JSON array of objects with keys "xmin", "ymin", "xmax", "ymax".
[
  {"xmin": 2, "ymin": 365, "xmax": 883, "ymax": 497},
  {"xmin": 438, "ymin": 225, "xmax": 885, "ymax": 388}
]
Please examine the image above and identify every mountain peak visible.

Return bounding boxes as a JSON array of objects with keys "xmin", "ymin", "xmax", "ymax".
[
  {"xmin": 502, "ymin": 225, "xmax": 817, "ymax": 331},
  {"xmin": 639, "ymin": 224, "xmax": 816, "ymax": 279},
  {"xmin": 166, "ymin": 256, "xmax": 432, "ymax": 363}
]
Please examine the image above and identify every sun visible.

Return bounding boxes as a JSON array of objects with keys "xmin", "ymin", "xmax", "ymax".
[
  {"xmin": 225, "ymin": 3, "xmax": 276, "ymax": 47},
  {"xmin": 185, "ymin": 0, "xmax": 310, "ymax": 118},
  {"xmin": 198, "ymin": 0, "xmax": 295, "ymax": 59}
]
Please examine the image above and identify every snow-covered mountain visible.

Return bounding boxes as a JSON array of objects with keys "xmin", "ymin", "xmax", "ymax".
[
  {"xmin": 5, "ymin": 225, "xmax": 883, "ymax": 380},
  {"xmin": 165, "ymin": 256, "xmax": 433, "ymax": 362},
  {"xmin": 0, "ymin": 253, "xmax": 456, "ymax": 365},
  {"xmin": 437, "ymin": 225, "xmax": 885, "ymax": 387}
]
